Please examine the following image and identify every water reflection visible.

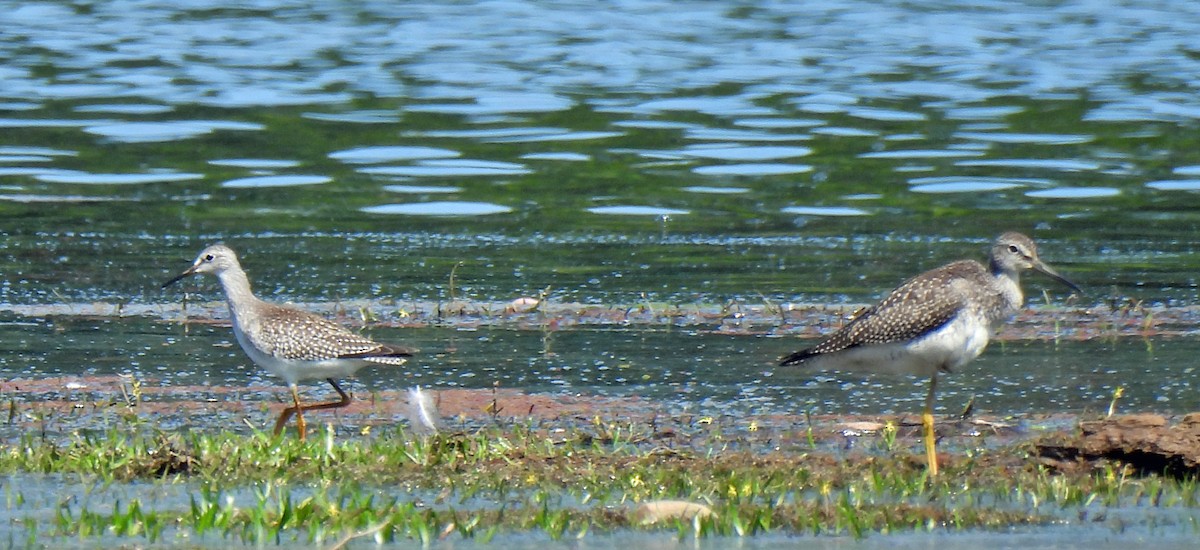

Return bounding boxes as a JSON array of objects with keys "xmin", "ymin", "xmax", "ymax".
[
  {"xmin": 953, "ymin": 132, "xmax": 1094, "ymax": 145},
  {"xmin": 72, "ymin": 104, "xmax": 171, "ymax": 115},
  {"xmin": 677, "ymin": 145, "xmax": 813, "ymax": 161},
  {"xmin": 329, "ymin": 146, "xmax": 460, "ymax": 164},
  {"xmin": 0, "ymin": 194, "xmax": 129, "ymax": 203},
  {"xmin": 781, "ymin": 206, "xmax": 870, "ymax": 217},
  {"xmin": 359, "ymin": 161, "xmax": 532, "ymax": 177},
  {"xmin": 635, "ymin": 97, "xmax": 773, "ymax": 116},
  {"xmin": 302, "ymin": 111, "xmax": 403, "ymax": 124},
  {"xmin": 859, "ymin": 149, "xmax": 985, "ymax": 159},
  {"xmin": 406, "ymin": 93, "xmax": 573, "ymax": 115},
  {"xmin": 221, "ymin": 175, "xmax": 331, "ymax": 188},
  {"xmin": 693, "ymin": 163, "xmax": 814, "ymax": 176},
  {"xmin": 955, "ymin": 159, "xmax": 1103, "ymax": 171},
  {"xmin": 0, "ymin": 146, "xmax": 76, "ymax": 157},
  {"xmin": 0, "ymin": 0, "xmax": 1197, "ymax": 431},
  {"xmin": 36, "ymin": 172, "xmax": 205, "ymax": 185},
  {"xmin": 208, "ymin": 159, "xmax": 301, "ymax": 169},
  {"xmin": 910, "ymin": 181, "xmax": 1024, "ymax": 194},
  {"xmin": 383, "ymin": 184, "xmax": 463, "ymax": 194},
  {"xmin": 683, "ymin": 128, "xmax": 811, "ymax": 142},
  {"xmin": 682, "ymin": 186, "xmax": 751, "ymax": 195},
  {"xmin": 0, "ymin": 118, "xmax": 116, "ymax": 128},
  {"xmin": 521, "ymin": 152, "xmax": 591, "ymax": 162},
  {"xmin": 483, "ymin": 131, "xmax": 624, "ymax": 143},
  {"xmin": 908, "ymin": 176, "xmax": 1046, "ymax": 194},
  {"xmin": 1147, "ymin": 180, "xmax": 1200, "ymax": 192},
  {"xmin": 1026, "ymin": 187, "xmax": 1121, "ymax": 199},
  {"xmin": 733, "ymin": 118, "xmax": 823, "ymax": 129},
  {"xmin": 810, "ymin": 127, "xmax": 880, "ymax": 137},
  {"xmin": 0, "ymin": 167, "xmax": 84, "ymax": 177},
  {"xmin": 84, "ymin": 121, "xmax": 264, "ymax": 143},
  {"xmin": 844, "ymin": 106, "xmax": 927, "ymax": 122},
  {"xmin": 362, "ymin": 201, "xmax": 513, "ymax": 216},
  {"xmin": 587, "ymin": 206, "xmax": 689, "ymax": 216},
  {"xmin": 944, "ymin": 106, "xmax": 1025, "ymax": 120}
]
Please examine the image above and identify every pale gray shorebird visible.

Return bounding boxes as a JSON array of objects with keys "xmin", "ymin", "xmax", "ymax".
[
  {"xmin": 778, "ymin": 232, "xmax": 1080, "ymax": 476},
  {"xmin": 163, "ymin": 244, "xmax": 415, "ymax": 439}
]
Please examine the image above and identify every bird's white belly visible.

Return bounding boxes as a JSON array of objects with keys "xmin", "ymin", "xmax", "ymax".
[
  {"xmin": 898, "ymin": 315, "xmax": 992, "ymax": 375},
  {"xmin": 807, "ymin": 314, "xmax": 993, "ymax": 377}
]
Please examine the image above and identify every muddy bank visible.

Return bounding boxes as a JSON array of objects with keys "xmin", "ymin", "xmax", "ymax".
[
  {"xmin": 9, "ymin": 372, "xmax": 1200, "ymax": 482},
  {"xmin": 1036, "ymin": 413, "xmax": 1200, "ymax": 477},
  {"xmin": 0, "ymin": 374, "xmax": 1084, "ymax": 465}
]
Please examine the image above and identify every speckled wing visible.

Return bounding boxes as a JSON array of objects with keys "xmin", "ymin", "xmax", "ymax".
[
  {"xmin": 780, "ymin": 260, "xmax": 989, "ymax": 366},
  {"xmin": 251, "ymin": 305, "xmax": 415, "ymax": 365}
]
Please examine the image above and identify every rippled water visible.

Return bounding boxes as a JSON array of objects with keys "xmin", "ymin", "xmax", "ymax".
[
  {"xmin": 0, "ymin": 1, "xmax": 1198, "ymax": 305},
  {"xmin": 4, "ymin": 0, "xmax": 1200, "ymax": 543},
  {"xmin": 1, "ymin": 315, "xmax": 1192, "ymax": 419},
  {"xmin": 1, "ymin": 0, "xmax": 1199, "ymax": 415},
  {"xmin": 2, "ymin": 0, "xmax": 1199, "ymax": 406}
]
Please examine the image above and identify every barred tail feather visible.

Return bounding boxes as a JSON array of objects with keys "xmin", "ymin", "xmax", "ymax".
[
  {"xmin": 351, "ymin": 343, "xmax": 416, "ymax": 366},
  {"xmin": 363, "ymin": 356, "xmax": 409, "ymax": 366}
]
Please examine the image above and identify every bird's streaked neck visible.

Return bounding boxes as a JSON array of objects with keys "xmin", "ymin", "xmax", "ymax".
[{"xmin": 213, "ymin": 266, "xmax": 261, "ymax": 321}]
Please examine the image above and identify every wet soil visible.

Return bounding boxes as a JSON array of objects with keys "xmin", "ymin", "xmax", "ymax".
[
  {"xmin": 7, "ymin": 373, "xmax": 1191, "ymax": 480},
  {"xmin": 1036, "ymin": 413, "xmax": 1200, "ymax": 477},
  {"xmin": 3, "ymin": 299, "xmax": 1197, "ymax": 476}
]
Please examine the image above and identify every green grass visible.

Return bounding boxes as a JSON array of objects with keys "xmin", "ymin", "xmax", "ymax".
[{"xmin": 0, "ymin": 419, "xmax": 1197, "ymax": 545}]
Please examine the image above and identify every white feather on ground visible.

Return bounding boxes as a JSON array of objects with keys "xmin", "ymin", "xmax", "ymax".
[{"xmin": 405, "ymin": 386, "xmax": 441, "ymax": 435}]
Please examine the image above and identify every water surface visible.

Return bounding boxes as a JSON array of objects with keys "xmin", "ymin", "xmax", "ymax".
[{"xmin": 3, "ymin": 0, "xmax": 1200, "ymax": 544}]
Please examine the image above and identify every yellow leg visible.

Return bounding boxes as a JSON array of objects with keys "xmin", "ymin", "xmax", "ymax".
[
  {"xmin": 923, "ymin": 374, "xmax": 939, "ymax": 476},
  {"xmin": 272, "ymin": 380, "xmax": 351, "ymax": 441},
  {"xmin": 294, "ymin": 389, "xmax": 308, "ymax": 442},
  {"xmin": 273, "ymin": 386, "xmax": 309, "ymax": 440}
]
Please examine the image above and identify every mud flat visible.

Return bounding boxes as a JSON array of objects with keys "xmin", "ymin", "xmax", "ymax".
[{"xmin": 1037, "ymin": 413, "xmax": 1200, "ymax": 477}]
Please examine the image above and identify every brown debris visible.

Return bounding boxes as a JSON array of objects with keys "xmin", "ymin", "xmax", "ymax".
[
  {"xmin": 1035, "ymin": 413, "xmax": 1200, "ymax": 476},
  {"xmin": 632, "ymin": 500, "xmax": 715, "ymax": 524}
]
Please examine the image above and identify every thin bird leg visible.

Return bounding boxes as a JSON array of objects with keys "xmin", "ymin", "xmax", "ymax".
[
  {"xmin": 923, "ymin": 373, "xmax": 939, "ymax": 477},
  {"xmin": 273, "ymin": 380, "xmax": 353, "ymax": 439},
  {"xmin": 299, "ymin": 378, "xmax": 353, "ymax": 414},
  {"xmin": 273, "ymin": 385, "xmax": 307, "ymax": 439}
]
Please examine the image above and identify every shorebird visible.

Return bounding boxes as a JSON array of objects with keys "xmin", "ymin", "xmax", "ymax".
[
  {"xmin": 778, "ymin": 232, "xmax": 1080, "ymax": 476},
  {"xmin": 163, "ymin": 244, "xmax": 415, "ymax": 439}
]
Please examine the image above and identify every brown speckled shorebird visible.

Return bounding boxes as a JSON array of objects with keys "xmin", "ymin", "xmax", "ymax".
[
  {"xmin": 779, "ymin": 232, "xmax": 1080, "ymax": 476},
  {"xmin": 163, "ymin": 244, "xmax": 414, "ymax": 439}
]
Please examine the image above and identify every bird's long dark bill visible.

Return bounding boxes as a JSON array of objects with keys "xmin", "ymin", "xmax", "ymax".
[
  {"xmin": 1033, "ymin": 260, "xmax": 1082, "ymax": 295},
  {"xmin": 162, "ymin": 266, "xmax": 197, "ymax": 289}
]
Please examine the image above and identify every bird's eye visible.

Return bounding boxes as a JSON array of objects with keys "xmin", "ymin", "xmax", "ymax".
[
  {"xmin": 204, "ymin": 254, "xmax": 214, "ymax": 262},
  {"xmin": 1007, "ymin": 244, "xmax": 1020, "ymax": 253}
]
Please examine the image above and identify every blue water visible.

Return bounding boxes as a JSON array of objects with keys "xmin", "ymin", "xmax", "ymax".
[{"xmin": 4, "ymin": 0, "xmax": 1200, "ymax": 545}]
